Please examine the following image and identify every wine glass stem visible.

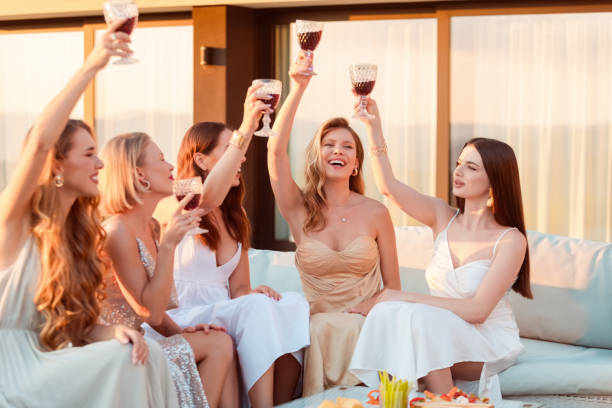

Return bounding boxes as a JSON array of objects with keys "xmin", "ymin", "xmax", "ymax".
[
  {"xmin": 262, "ymin": 113, "xmax": 272, "ymax": 131},
  {"xmin": 360, "ymin": 95, "xmax": 368, "ymax": 113}
]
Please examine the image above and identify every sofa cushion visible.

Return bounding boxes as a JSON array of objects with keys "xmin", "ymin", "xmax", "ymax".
[
  {"xmin": 248, "ymin": 249, "xmax": 302, "ymax": 293},
  {"xmin": 509, "ymin": 232, "xmax": 612, "ymax": 349},
  {"xmin": 500, "ymin": 338, "xmax": 612, "ymax": 395}
]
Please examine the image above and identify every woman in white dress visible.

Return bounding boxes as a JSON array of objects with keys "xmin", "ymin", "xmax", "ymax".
[
  {"xmin": 159, "ymin": 85, "xmax": 310, "ymax": 407},
  {"xmin": 0, "ymin": 22, "xmax": 178, "ymax": 407},
  {"xmin": 349, "ymin": 100, "xmax": 532, "ymax": 399},
  {"xmin": 99, "ymin": 131, "xmax": 247, "ymax": 408}
]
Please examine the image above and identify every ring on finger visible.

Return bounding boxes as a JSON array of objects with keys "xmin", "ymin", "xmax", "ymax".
[{"xmin": 110, "ymin": 32, "xmax": 118, "ymax": 41}]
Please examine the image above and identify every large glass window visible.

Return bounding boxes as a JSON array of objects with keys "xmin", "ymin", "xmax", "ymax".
[
  {"xmin": 451, "ymin": 13, "xmax": 612, "ymax": 242},
  {"xmin": 0, "ymin": 31, "xmax": 85, "ymax": 190},
  {"xmin": 276, "ymin": 18, "xmax": 438, "ymax": 240},
  {"xmin": 95, "ymin": 25, "xmax": 193, "ymax": 163}
]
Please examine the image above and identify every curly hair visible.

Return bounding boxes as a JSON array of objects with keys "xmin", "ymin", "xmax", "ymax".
[{"xmin": 30, "ymin": 120, "xmax": 108, "ymax": 350}]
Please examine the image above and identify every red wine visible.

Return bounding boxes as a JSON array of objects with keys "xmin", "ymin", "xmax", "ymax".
[
  {"xmin": 176, "ymin": 193, "xmax": 201, "ymax": 211},
  {"xmin": 353, "ymin": 80, "xmax": 376, "ymax": 96},
  {"xmin": 117, "ymin": 17, "xmax": 136, "ymax": 35},
  {"xmin": 258, "ymin": 93, "xmax": 280, "ymax": 109},
  {"xmin": 298, "ymin": 30, "xmax": 322, "ymax": 51}
]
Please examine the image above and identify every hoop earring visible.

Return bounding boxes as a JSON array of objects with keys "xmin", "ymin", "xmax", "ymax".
[
  {"xmin": 486, "ymin": 189, "xmax": 494, "ymax": 208},
  {"xmin": 352, "ymin": 167, "xmax": 359, "ymax": 176},
  {"xmin": 141, "ymin": 179, "xmax": 151, "ymax": 191},
  {"xmin": 54, "ymin": 174, "xmax": 64, "ymax": 188}
]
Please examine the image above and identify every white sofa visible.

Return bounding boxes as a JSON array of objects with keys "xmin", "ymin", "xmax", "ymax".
[{"xmin": 248, "ymin": 227, "xmax": 612, "ymax": 406}]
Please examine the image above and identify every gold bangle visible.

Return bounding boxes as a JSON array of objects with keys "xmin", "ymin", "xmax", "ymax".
[
  {"xmin": 369, "ymin": 143, "xmax": 388, "ymax": 157},
  {"xmin": 229, "ymin": 130, "xmax": 246, "ymax": 149}
]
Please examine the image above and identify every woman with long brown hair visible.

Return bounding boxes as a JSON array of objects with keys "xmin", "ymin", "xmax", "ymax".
[
  {"xmin": 349, "ymin": 99, "xmax": 532, "ymax": 399},
  {"xmin": 267, "ymin": 54, "xmax": 401, "ymax": 396},
  {"xmin": 0, "ymin": 22, "xmax": 177, "ymax": 407},
  {"xmin": 158, "ymin": 84, "xmax": 310, "ymax": 408}
]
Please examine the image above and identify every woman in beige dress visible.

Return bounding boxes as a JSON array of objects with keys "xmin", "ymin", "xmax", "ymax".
[
  {"xmin": 0, "ymin": 21, "xmax": 177, "ymax": 407},
  {"xmin": 267, "ymin": 53, "xmax": 401, "ymax": 396}
]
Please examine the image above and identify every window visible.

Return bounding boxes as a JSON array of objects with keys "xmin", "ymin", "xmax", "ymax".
[
  {"xmin": 0, "ymin": 31, "xmax": 84, "ymax": 189},
  {"xmin": 94, "ymin": 24, "xmax": 193, "ymax": 163},
  {"xmin": 276, "ymin": 18, "xmax": 438, "ymax": 240},
  {"xmin": 451, "ymin": 13, "xmax": 612, "ymax": 241}
]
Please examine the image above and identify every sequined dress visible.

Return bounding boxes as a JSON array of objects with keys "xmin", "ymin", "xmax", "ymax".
[{"xmin": 100, "ymin": 238, "xmax": 209, "ymax": 408}]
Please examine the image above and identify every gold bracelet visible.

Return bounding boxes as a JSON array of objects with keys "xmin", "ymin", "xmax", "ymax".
[
  {"xmin": 229, "ymin": 130, "xmax": 247, "ymax": 149},
  {"xmin": 369, "ymin": 143, "xmax": 388, "ymax": 157}
]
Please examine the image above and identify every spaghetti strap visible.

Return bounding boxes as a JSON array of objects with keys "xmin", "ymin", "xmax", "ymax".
[
  {"xmin": 492, "ymin": 227, "xmax": 518, "ymax": 257},
  {"xmin": 442, "ymin": 209, "xmax": 460, "ymax": 233}
]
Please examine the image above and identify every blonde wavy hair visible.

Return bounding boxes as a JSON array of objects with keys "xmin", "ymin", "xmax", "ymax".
[
  {"xmin": 30, "ymin": 120, "xmax": 108, "ymax": 351},
  {"xmin": 302, "ymin": 117, "xmax": 365, "ymax": 233},
  {"xmin": 99, "ymin": 132, "xmax": 151, "ymax": 216}
]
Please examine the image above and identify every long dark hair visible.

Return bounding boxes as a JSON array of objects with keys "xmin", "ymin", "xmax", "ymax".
[
  {"xmin": 177, "ymin": 122, "xmax": 250, "ymax": 250},
  {"xmin": 455, "ymin": 137, "xmax": 532, "ymax": 299}
]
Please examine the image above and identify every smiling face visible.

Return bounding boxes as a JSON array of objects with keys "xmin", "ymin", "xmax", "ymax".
[
  {"xmin": 197, "ymin": 128, "xmax": 245, "ymax": 187},
  {"xmin": 58, "ymin": 127, "xmax": 104, "ymax": 198},
  {"xmin": 452, "ymin": 144, "xmax": 490, "ymax": 200},
  {"xmin": 137, "ymin": 141, "xmax": 175, "ymax": 196},
  {"xmin": 319, "ymin": 128, "xmax": 359, "ymax": 181}
]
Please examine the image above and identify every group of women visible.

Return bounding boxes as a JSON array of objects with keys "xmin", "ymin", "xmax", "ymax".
[{"xmin": 0, "ymin": 23, "xmax": 531, "ymax": 408}]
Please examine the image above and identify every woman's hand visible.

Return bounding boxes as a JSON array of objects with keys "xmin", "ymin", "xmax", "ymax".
[
  {"xmin": 376, "ymin": 288, "xmax": 411, "ymax": 304},
  {"xmin": 353, "ymin": 94, "xmax": 382, "ymax": 128},
  {"xmin": 160, "ymin": 193, "xmax": 204, "ymax": 247},
  {"xmin": 183, "ymin": 323, "xmax": 227, "ymax": 334},
  {"xmin": 113, "ymin": 325, "xmax": 149, "ymax": 365},
  {"xmin": 239, "ymin": 83, "xmax": 272, "ymax": 135},
  {"xmin": 347, "ymin": 296, "xmax": 377, "ymax": 316},
  {"xmin": 83, "ymin": 19, "xmax": 133, "ymax": 72},
  {"xmin": 289, "ymin": 50, "xmax": 314, "ymax": 89},
  {"xmin": 252, "ymin": 285, "xmax": 282, "ymax": 301}
]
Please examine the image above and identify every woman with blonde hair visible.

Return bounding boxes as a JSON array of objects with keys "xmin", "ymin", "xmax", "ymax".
[
  {"xmin": 349, "ymin": 99, "xmax": 531, "ymax": 399},
  {"xmin": 0, "ymin": 22, "xmax": 178, "ymax": 407},
  {"xmin": 99, "ymin": 129, "xmax": 242, "ymax": 408},
  {"xmin": 163, "ymin": 84, "xmax": 310, "ymax": 408},
  {"xmin": 267, "ymin": 53, "xmax": 401, "ymax": 396}
]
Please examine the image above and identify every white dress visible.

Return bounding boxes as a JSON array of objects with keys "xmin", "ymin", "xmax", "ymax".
[
  {"xmin": 1, "ymin": 236, "xmax": 178, "ymax": 408},
  {"xmin": 349, "ymin": 211, "xmax": 524, "ymax": 398},
  {"xmin": 168, "ymin": 235, "xmax": 311, "ymax": 394}
]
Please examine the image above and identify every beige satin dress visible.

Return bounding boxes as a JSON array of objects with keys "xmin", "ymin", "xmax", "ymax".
[{"xmin": 295, "ymin": 235, "xmax": 382, "ymax": 396}]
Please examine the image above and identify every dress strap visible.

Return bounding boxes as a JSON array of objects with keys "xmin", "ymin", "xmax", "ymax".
[
  {"xmin": 442, "ymin": 209, "xmax": 461, "ymax": 233},
  {"xmin": 492, "ymin": 227, "xmax": 518, "ymax": 258}
]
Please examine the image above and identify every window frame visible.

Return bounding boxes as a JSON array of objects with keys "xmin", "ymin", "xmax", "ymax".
[{"xmin": 255, "ymin": 0, "xmax": 612, "ymax": 250}]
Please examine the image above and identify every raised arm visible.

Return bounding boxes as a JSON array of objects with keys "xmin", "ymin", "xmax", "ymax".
[
  {"xmin": 0, "ymin": 21, "xmax": 131, "ymax": 237},
  {"xmin": 267, "ymin": 52, "xmax": 313, "ymax": 224},
  {"xmin": 105, "ymin": 195, "xmax": 201, "ymax": 326},
  {"xmin": 198, "ymin": 85, "xmax": 268, "ymax": 214},
  {"xmin": 358, "ymin": 98, "xmax": 455, "ymax": 234}
]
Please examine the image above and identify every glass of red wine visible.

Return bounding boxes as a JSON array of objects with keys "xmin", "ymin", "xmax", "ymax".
[
  {"xmin": 350, "ymin": 63, "xmax": 378, "ymax": 119},
  {"xmin": 296, "ymin": 20, "xmax": 323, "ymax": 76},
  {"xmin": 173, "ymin": 177, "xmax": 208, "ymax": 235},
  {"xmin": 103, "ymin": 0, "xmax": 139, "ymax": 65},
  {"xmin": 252, "ymin": 79, "xmax": 282, "ymax": 137}
]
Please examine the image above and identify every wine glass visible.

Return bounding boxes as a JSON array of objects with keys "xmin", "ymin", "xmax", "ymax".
[
  {"xmin": 103, "ymin": 0, "xmax": 139, "ymax": 65},
  {"xmin": 173, "ymin": 177, "xmax": 208, "ymax": 235},
  {"xmin": 296, "ymin": 20, "xmax": 323, "ymax": 76},
  {"xmin": 350, "ymin": 63, "xmax": 377, "ymax": 119},
  {"xmin": 253, "ymin": 79, "xmax": 282, "ymax": 138}
]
